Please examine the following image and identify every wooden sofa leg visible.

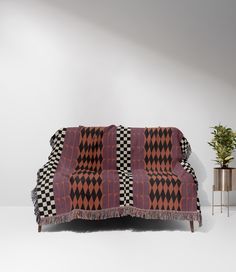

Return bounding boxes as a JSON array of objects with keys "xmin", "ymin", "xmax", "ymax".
[
  {"xmin": 190, "ymin": 221, "xmax": 194, "ymax": 233},
  {"xmin": 38, "ymin": 225, "xmax": 42, "ymax": 233}
]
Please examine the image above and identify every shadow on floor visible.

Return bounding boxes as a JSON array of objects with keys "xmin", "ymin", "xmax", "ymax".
[{"xmin": 43, "ymin": 214, "xmax": 213, "ymax": 233}]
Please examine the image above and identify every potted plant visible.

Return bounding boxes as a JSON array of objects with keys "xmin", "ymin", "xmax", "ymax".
[{"xmin": 208, "ymin": 124, "xmax": 236, "ymax": 191}]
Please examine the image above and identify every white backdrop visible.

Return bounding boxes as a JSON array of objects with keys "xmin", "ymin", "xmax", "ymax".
[{"xmin": 0, "ymin": 0, "xmax": 236, "ymax": 206}]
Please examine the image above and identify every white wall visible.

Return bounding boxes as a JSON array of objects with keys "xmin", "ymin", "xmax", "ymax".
[{"xmin": 0, "ymin": 0, "xmax": 236, "ymax": 206}]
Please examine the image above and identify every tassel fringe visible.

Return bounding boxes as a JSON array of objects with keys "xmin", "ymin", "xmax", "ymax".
[
  {"xmin": 31, "ymin": 169, "xmax": 41, "ymax": 224},
  {"xmin": 38, "ymin": 207, "xmax": 202, "ymax": 227},
  {"xmin": 31, "ymin": 187, "xmax": 40, "ymax": 224}
]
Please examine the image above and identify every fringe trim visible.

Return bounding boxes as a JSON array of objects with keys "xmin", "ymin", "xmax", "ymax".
[
  {"xmin": 31, "ymin": 186, "xmax": 40, "ymax": 224},
  {"xmin": 38, "ymin": 207, "xmax": 202, "ymax": 227}
]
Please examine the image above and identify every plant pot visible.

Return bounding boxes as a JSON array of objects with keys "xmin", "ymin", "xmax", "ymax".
[{"xmin": 213, "ymin": 168, "xmax": 235, "ymax": 191}]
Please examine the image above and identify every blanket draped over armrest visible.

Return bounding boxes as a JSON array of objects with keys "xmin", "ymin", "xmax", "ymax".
[{"xmin": 32, "ymin": 125, "xmax": 202, "ymax": 226}]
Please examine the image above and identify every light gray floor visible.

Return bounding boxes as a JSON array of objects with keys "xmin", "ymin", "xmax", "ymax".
[{"xmin": 0, "ymin": 206, "xmax": 235, "ymax": 272}]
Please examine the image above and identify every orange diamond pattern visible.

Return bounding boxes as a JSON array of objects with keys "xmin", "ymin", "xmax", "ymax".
[
  {"xmin": 144, "ymin": 128, "xmax": 172, "ymax": 172},
  {"xmin": 76, "ymin": 127, "xmax": 104, "ymax": 172},
  {"xmin": 70, "ymin": 170, "xmax": 103, "ymax": 210},
  {"xmin": 148, "ymin": 171, "xmax": 181, "ymax": 210}
]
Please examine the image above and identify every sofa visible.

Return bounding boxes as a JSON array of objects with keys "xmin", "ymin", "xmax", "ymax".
[{"xmin": 32, "ymin": 125, "xmax": 202, "ymax": 232}]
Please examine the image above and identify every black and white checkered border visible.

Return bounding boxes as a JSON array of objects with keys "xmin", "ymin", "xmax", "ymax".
[
  {"xmin": 36, "ymin": 128, "xmax": 66, "ymax": 218},
  {"xmin": 116, "ymin": 126, "xmax": 133, "ymax": 207},
  {"xmin": 180, "ymin": 159, "xmax": 201, "ymax": 212},
  {"xmin": 118, "ymin": 170, "xmax": 134, "ymax": 207},
  {"xmin": 180, "ymin": 137, "xmax": 192, "ymax": 160}
]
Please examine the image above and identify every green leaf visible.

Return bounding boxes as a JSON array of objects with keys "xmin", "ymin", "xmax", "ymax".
[{"xmin": 209, "ymin": 124, "xmax": 236, "ymax": 167}]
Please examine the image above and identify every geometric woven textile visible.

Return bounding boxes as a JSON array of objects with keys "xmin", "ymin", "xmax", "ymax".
[
  {"xmin": 32, "ymin": 125, "xmax": 202, "ymax": 230},
  {"xmin": 70, "ymin": 170, "xmax": 102, "ymax": 210},
  {"xmin": 144, "ymin": 128, "xmax": 172, "ymax": 172},
  {"xmin": 180, "ymin": 159, "xmax": 201, "ymax": 212},
  {"xmin": 116, "ymin": 126, "xmax": 133, "ymax": 207},
  {"xmin": 148, "ymin": 171, "xmax": 181, "ymax": 211},
  {"xmin": 180, "ymin": 137, "xmax": 192, "ymax": 160},
  {"xmin": 36, "ymin": 128, "xmax": 66, "ymax": 218},
  {"xmin": 180, "ymin": 160, "xmax": 197, "ymax": 188},
  {"xmin": 75, "ymin": 127, "xmax": 104, "ymax": 172},
  {"xmin": 70, "ymin": 127, "xmax": 104, "ymax": 210}
]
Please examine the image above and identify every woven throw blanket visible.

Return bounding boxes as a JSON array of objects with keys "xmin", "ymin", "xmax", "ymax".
[{"xmin": 32, "ymin": 125, "xmax": 202, "ymax": 226}]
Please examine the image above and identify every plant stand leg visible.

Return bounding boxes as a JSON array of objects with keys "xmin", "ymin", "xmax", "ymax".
[
  {"xmin": 228, "ymin": 191, "xmax": 229, "ymax": 217},
  {"xmin": 212, "ymin": 185, "xmax": 214, "ymax": 215},
  {"xmin": 190, "ymin": 221, "xmax": 194, "ymax": 233},
  {"xmin": 220, "ymin": 191, "xmax": 222, "ymax": 213},
  {"xmin": 38, "ymin": 225, "xmax": 42, "ymax": 233}
]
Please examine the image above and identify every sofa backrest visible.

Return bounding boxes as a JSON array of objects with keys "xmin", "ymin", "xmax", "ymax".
[{"xmin": 51, "ymin": 125, "xmax": 189, "ymax": 173}]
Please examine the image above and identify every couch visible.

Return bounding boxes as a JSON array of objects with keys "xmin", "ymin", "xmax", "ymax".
[{"xmin": 32, "ymin": 125, "xmax": 202, "ymax": 232}]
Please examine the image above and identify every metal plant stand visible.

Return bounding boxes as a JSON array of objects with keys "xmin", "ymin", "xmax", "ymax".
[
  {"xmin": 212, "ymin": 184, "xmax": 230, "ymax": 216},
  {"xmin": 212, "ymin": 168, "xmax": 236, "ymax": 217}
]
